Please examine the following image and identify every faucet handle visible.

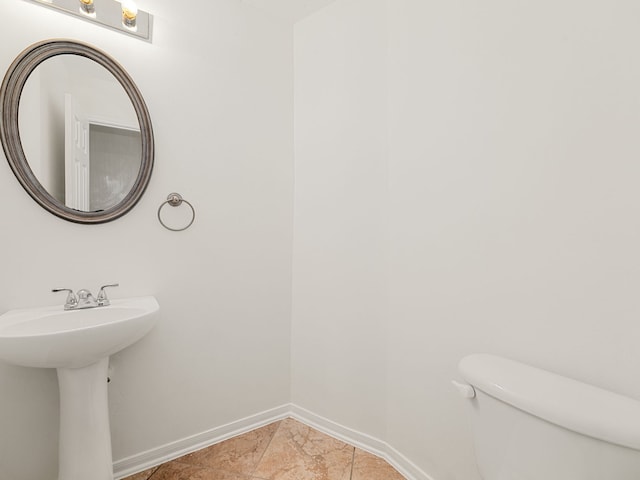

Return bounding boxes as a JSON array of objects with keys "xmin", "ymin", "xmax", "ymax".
[
  {"xmin": 97, "ymin": 283, "xmax": 119, "ymax": 306},
  {"xmin": 52, "ymin": 288, "xmax": 78, "ymax": 310}
]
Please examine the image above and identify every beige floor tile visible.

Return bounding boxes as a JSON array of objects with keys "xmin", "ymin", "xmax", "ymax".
[
  {"xmin": 351, "ymin": 449, "xmax": 405, "ymax": 480},
  {"xmin": 121, "ymin": 466, "xmax": 159, "ymax": 480},
  {"xmin": 150, "ymin": 460, "xmax": 253, "ymax": 480},
  {"xmin": 122, "ymin": 420, "xmax": 404, "ymax": 480},
  {"xmin": 176, "ymin": 421, "xmax": 280, "ymax": 475},
  {"xmin": 253, "ymin": 418, "xmax": 354, "ymax": 480}
]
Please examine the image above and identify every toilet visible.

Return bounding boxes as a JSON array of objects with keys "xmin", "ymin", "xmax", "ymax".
[{"xmin": 455, "ymin": 354, "xmax": 640, "ymax": 480}]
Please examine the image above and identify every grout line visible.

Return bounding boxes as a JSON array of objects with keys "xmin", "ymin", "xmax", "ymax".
[
  {"xmin": 251, "ymin": 419, "xmax": 283, "ymax": 476},
  {"xmin": 144, "ymin": 465, "xmax": 160, "ymax": 480},
  {"xmin": 349, "ymin": 445, "xmax": 356, "ymax": 480}
]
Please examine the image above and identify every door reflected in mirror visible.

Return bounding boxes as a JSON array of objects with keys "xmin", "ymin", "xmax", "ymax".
[{"xmin": 19, "ymin": 54, "xmax": 142, "ymax": 213}]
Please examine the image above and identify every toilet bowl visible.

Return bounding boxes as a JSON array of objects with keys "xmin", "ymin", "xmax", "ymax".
[{"xmin": 456, "ymin": 354, "xmax": 640, "ymax": 480}]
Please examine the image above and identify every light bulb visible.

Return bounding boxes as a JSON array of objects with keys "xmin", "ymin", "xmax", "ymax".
[
  {"xmin": 122, "ymin": 1, "xmax": 138, "ymax": 28},
  {"xmin": 79, "ymin": 0, "xmax": 95, "ymax": 15}
]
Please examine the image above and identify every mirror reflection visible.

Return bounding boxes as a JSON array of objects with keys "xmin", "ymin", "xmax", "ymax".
[{"xmin": 18, "ymin": 55, "xmax": 141, "ymax": 213}]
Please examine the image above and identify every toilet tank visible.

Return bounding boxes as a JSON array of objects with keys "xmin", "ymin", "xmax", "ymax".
[{"xmin": 458, "ymin": 354, "xmax": 640, "ymax": 480}]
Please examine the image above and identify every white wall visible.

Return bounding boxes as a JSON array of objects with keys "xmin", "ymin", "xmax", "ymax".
[
  {"xmin": 294, "ymin": 1, "xmax": 640, "ymax": 479},
  {"xmin": 0, "ymin": 1, "xmax": 293, "ymax": 479},
  {"xmin": 291, "ymin": 0, "xmax": 389, "ymax": 441}
]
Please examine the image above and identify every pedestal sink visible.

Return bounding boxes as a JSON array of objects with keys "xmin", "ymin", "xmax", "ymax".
[{"xmin": 0, "ymin": 296, "xmax": 159, "ymax": 480}]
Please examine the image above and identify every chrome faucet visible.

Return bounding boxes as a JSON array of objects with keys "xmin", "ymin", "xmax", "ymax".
[{"xmin": 52, "ymin": 284, "xmax": 119, "ymax": 310}]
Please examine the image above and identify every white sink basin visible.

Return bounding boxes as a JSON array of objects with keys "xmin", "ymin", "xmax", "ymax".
[
  {"xmin": 0, "ymin": 296, "xmax": 159, "ymax": 368},
  {"xmin": 0, "ymin": 295, "xmax": 159, "ymax": 480}
]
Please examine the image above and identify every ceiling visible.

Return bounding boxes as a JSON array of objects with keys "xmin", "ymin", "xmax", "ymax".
[{"xmin": 241, "ymin": 0, "xmax": 337, "ymax": 24}]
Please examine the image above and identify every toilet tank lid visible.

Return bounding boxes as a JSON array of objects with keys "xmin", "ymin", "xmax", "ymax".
[{"xmin": 459, "ymin": 354, "xmax": 640, "ymax": 451}]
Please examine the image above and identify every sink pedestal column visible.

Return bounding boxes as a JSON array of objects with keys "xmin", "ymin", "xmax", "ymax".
[{"xmin": 56, "ymin": 357, "xmax": 113, "ymax": 480}]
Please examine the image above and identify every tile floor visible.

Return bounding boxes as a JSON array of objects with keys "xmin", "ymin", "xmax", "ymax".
[{"xmin": 123, "ymin": 418, "xmax": 405, "ymax": 480}]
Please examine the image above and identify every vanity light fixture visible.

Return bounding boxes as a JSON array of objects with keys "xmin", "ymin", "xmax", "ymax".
[{"xmin": 23, "ymin": 0, "xmax": 152, "ymax": 42}]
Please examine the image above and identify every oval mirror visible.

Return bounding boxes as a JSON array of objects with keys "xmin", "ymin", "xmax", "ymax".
[{"xmin": 0, "ymin": 40, "xmax": 154, "ymax": 224}]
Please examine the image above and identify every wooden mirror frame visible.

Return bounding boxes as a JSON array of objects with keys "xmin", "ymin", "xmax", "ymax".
[{"xmin": 0, "ymin": 39, "xmax": 154, "ymax": 224}]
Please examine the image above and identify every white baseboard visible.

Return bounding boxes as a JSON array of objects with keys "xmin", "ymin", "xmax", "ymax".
[
  {"xmin": 113, "ymin": 404, "xmax": 290, "ymax": 479},
  {"xmin": 113, "ymin": 403, "xmax": 435, "ymax": 480},
  {"xmin": 289, "ymin": 405, "xmax": 435, "ymax": 480}
]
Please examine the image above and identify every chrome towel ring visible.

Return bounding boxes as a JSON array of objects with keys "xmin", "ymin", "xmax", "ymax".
[{"xmin": 157, "ymin": 193, "xmax": 195, "ymax": 231}]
